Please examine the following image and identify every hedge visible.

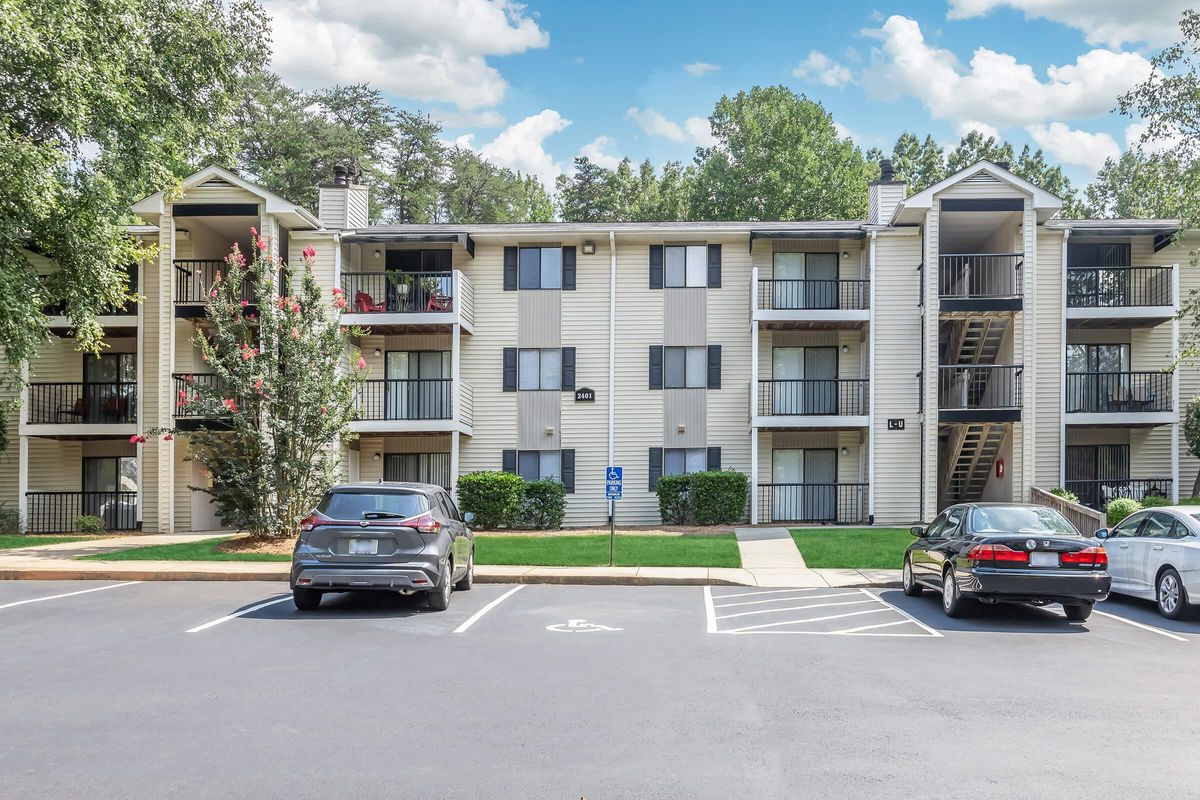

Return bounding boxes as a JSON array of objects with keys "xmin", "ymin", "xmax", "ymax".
[
  {"xmin": 456, "ymin": 471, "xmax": 525, "ymax": 529},
  {"xmin": 1048, "ymin": 487, "xmax": 1079, "ymax": 504},
  {"xmin": 1106, "ymin": 498, "xmax": 1141, "ymax": 527},
  {"xmin": 655, "ymin": 470, "xmax": 748, "ymax": 525},
  {"xmin": 522, "ymin": 479, "xmax": 566, "ymax": 530},
  {"xmin": 73, "ymin": 514, "xmax": 106, "ymax": 534}
]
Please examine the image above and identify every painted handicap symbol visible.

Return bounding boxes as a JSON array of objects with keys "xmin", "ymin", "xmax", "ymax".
[{"xmin": 545, "ymin": 618, "xmax": 623, "ymax": 633}]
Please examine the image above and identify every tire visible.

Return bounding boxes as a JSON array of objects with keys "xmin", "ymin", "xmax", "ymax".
[
  {"xmin": 902, "ymin": 556, "xmax": 923, "ymax": 597},
  {"xmin": 426, "ymin": 560, "xmax": 452, "ymax": 611},
  {"xmin": 292, "ymin": 587, "xmax": 322, "ymax": 611},
  {"xmin": 941, "ymin": 567, "xmax": 970, "ymax": 618},
  {"xmin": 454, "ymin": 549, "xmax": 474, "ymax": 591},
  {"xmin": 1063, "ymin": 602, "xmax": 1093, "ymax": 622},
  {"xmin": 1156, "ymin": 568, "xmax": 1190, "ymax": 620}
]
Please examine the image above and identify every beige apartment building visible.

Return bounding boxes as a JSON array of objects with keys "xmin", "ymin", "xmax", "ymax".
[{"xmin": 1, "ymin": 160, "xmax": 1195, "ymax": 533}]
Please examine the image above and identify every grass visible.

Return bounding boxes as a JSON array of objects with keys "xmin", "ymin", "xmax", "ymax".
[
  {"xmin": 0, "ymin": 535, "xmax": 108, "ymax": 551},
  {"xmin": 476, "ymin": 534, "xmax": 741, "ymax": 568},
  {"xmin": 789, "ymin": 527, "xmax": 913, "ymax": 570},
  {"xmin": 79, "ymin": 537, "xmax": 289, "ymax": 562}
]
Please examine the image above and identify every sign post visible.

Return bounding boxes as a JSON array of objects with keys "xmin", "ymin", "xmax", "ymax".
[{"xmin": 605, "ymin": 466, "xmax": 622, "ymax": 567}]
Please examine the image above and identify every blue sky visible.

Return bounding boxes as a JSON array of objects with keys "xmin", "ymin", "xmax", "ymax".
[{"xmin": 266, "ymin": 0, "xmax": 1189, "ymax": 187}]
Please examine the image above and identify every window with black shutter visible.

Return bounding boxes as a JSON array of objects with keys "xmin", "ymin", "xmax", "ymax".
[
  {"xmin": 562, "ymin": 246, "xmax": 576, "ymax": 290},
  {"xmin": 707, "ymin": 244, "xmax": 721, "ymax": 288},
  {"xmin": 706, "ymin": 447, "xmax": 721, "ymax": 471},
  {"xmin": 561, "ymin": 449, "xmax": 575, "ymax": 493},
  {"xmin": 503, "ymin": 247, "xmax": 518, "ymax": 291},
  {"xmin": 649, "ymin": 245, "xmax": 664, "ymax": 289},
  {"xmin": 707, "ymin": 344, "xmax": 722, "ymax": 389},
  {"xmin": 502, "ymin": 449, "xmax": 517, "ymax": 473},
  {"xmin": 560, "ymin": 347, "xmax": 576, "ymax": 391},
  {"xmin": 502, "ymin": 348, "xmax": 518, "ymax": 392},
  {"xmin": 648, "ymin": 447, "xmax": 663, "ymax": 490},
  {"xmin": 648, "ymin": 345, "xmax": 664, "ymax": 389}
]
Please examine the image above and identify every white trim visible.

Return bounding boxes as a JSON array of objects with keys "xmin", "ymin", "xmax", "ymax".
[
  {"xmin": 894, "ymin": 160, "xmax": 1062, "ymax": 219},
  {"xmin": 1024, "ymin": 201, "xmax": 1037, "ymax": 501},
  {"xmin": 751, "ymin": 309, "xmax": 869, "ymax": 324},
  {"xmin": 868, "ymin": 231, "xmax": 877, "ymax": 520},
  {"xmin": 20, "ymin": 423, "xmax": 138, "ymax": 438},
  {"xmin": 750, "ymin": 266, "xmax": 760, "ymax": 524},
  {"xmin": 349, "ymin": 420, "xmax": 469, "ymax": 435},
  {"xmin": 1064, "ymin": 306, "xmax": 1176, "ymax": 323},
  {"xmin": 1172, "ymin": 262, "xmax": 1181, "ymax": 503},
  {"xmin": 17, "ymin": 434, "xmax": 28, "ymax": 532},
  {"xmin": 608, "ymin": 230, "xmax": 616, "ymax": 522},
  {"xmin": 1064, "ymin": 412, "xmax": 1177, "ymax": 427},
  {"xmin": 132, "ymin": 165, "xmax": 321, "ymax": 228},
  {"xmin": 751, "ymin": 415, "xmax": 869, "ymax": 429},
  {"xmin": 1059, "ymin": 229, "xmax": 1069, "ymax": 488}
]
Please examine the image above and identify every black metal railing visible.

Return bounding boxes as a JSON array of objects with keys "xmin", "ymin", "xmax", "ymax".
[
  {"xmin": 756, "ymin": 483, "xmax": 868, "ymax": 524},
  {"xmin": 938, "ymin": 365, "xmax": 1022, "ymax": 409},
  {"xmin": 174, "ymin": 259, "xmax": 253, "ymax": 305},
  {"xmin": 757, "ymin": 379, "xmax": 869, "ymax": 416},
  {"xmin": 1066, "ymin": 266, "xmax": 1173, "ymax": 308},
  {"xmin": 939, "ymin": 254, "xmax": 1023, "ymax": 298},
  {"xmin": 1064, "ymin": 479, "xmax": 1173, "ymax": 512},
  {"xmin": 353, "ymin": 379, "xmax": 452, "ymax": 421},
  {"xmin": 27, "ymin": 382, "xmax": 137, "ymax": 424},
  {"xmin": 341, "ymin": 272, "xmax": 454, "ymax": 314},
  {"xmin": 757, "ymin": 279, "xmax": 870, "ymax": 311},
  {"xmin": 1065, "ymin": 372, "xmax": 1172, "ymax": 413},
  {"xmin": 24, "ymin": 491, "xmax": 138, "ymax": 533},
  {"xmin": 172, "ymin": 373, "xmax": 224, "ymax": 417}
]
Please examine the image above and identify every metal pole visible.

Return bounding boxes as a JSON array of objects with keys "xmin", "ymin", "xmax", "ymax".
[{"xmin": 609, "ymin": 500, "xmax": 615, "ymax": 567}]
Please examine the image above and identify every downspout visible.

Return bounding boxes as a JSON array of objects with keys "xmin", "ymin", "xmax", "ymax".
[
  {"xmin": 1059, "ymin": 228, "xmax": 1069, "ymax": 488},
  {"xmin": 1172, "ymin": 261, "xmax": 1181, "ymax": 502},
  {"xmin": 868, "ymin": 230, "xmax": 877, "ymax": 524},
  {"xmin": 608, "ymin": 230, "xmax": 617, "ymax": 522}
]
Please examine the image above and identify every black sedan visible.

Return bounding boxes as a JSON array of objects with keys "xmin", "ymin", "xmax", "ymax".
[{"xmin": 902, "ymin": 503, "xmax": 1111, "ymax": 620}]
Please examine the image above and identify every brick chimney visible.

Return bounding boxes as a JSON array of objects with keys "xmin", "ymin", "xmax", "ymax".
[
  {"xmin": 868, "ymin": 159, "xmax": 907, "ymax": 226},
  {"xmin": 318, "ymin": 164, "xmax": 369, "ymax": 229}
]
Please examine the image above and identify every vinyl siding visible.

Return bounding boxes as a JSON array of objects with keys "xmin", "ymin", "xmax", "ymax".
[{"xmin": 1034, "ymin": 226, "xmax": 1064, "ymax": 488}]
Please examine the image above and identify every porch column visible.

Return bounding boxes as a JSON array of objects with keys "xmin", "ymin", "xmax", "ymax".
[
  {"xmin": 450, "ymin": 430, "xmax": 461, "ymax": 498},
  {"xmin": 750, "ymin": 266, "xmax": 759, "ymax": 524},
  {"xmin": 17, "ymin": 435, "xmax": 28, "ymax": 532},
  {"xmin": 1172, "ymin": 263, "xmax": 1181, "ymax": 502}
]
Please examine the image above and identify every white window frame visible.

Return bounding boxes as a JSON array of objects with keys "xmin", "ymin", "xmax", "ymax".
[
  {"xmin": 517, "ymin": 348, "xmax": 561, "ymax": 390},
  {"xmin": 664, "ymin": 448, "xmax": 707, "ymax": 476},
  {"xmin": 665, "ymin": 245, "xmax": 707, "ymax": 288},
  {"xmin": 518, "ymin": 246, "xmax": 562, "ymax": 290},
  {"xmin": 664, "ymin": 346, "xmax": 706, "ymax": 389},
  {"xmin": 517, "ymin": 450, "xmax": 562, "ymax": 482}
]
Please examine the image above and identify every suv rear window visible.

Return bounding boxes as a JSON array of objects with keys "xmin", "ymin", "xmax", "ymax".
[{"xmin": 318, "ymin": 490, "xmax": 428, "ymax": 520}]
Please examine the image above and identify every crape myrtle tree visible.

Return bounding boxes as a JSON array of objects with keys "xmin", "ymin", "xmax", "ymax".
[{"xmin": 164, "ymin": 234, "xmax": 367, "ymax": 539}]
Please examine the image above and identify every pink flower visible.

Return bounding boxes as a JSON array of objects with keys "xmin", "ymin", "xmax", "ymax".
[
  {"xmin": 129, "ymin": 434, "xmax": 145, "ymax": 444},
  {"xmin": 214, "ymin": 271, "xmax": 222, "ymax": 281},
  {"xmin": 331, "ymin": 287, "xmax": 344, "ymax": 296},
  {"xmin": 291, "ymin": 303, "xmax": 300, "ymax": 313},
  {"xmin": 333, "ymin": 297, "xmax": 346, "ymax": 309},
  {"xmin": 247, "ymin": 313, "xmax": 256, "ymax": 320},
  {"xmin": 163, "ymin": 434, "xmax": 173, "ymax": 442},
  {"xmin": 321, "ymin": 406, "xmax": 328, "ymax": 415},
  {"xmin": 222, "ymin": 398, "xmax": 238, "ymax": 413},
  {"xmin": 178, "ymin": 389, "xmax": 187, "ymax": 400},
  {"xmin": 182, "ymin": 374, "xmax": 193, "ymax": 383},
  {"xmin": 240, "ymin": 300, "xmax": 249, "ymax": 308},
  {"xmin": 257, "ymin": 237, "xmax": 267, "ymax": 251},
  {"xmin": 276, "ymin": 297, "xmax": 288, "ymax": 309},
  {"xmin": 249, "ymin": 226, "xmax": 257, "ymax": 237},
  {"xmin": 290, "ymin": 328, "xmax": 299, "ymax": 339},
  {"xmin": 254, "ymin": 378, "xmax": 264, "ymax": 391},
  {"xmin": 303, "ymin": 245, "xmax": 316, "ymax": 259},
  {"xmin": 356, "ymin": 356, "xmax": 367, "ymax": 370},
  {"xmin": 209, "ymin": 289, "xmax": 217, "ymax": 298}
]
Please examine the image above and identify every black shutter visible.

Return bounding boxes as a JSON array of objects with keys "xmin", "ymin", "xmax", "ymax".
[
  {"xmin": 649, "ymin": 245, "xmax": 664, "ymax": 289},
  {"xmin": 503, "ymin": 246, "xmax": 518, "ymax": 291},
  {"xmin": 561, "ymin": 347, "xmax": 576, "ymax": 391},
  {"xmin": 648, "ymin": 447, "xmax": 663, "ymax": 491},
  {"xmin": 706, "ymin": 447, "xmax": 721, "ymax": 471},
  {"xmin": 707, "ymin": 244, "xmax": 721, "ymax": 288},
  {"xmin": 502, "ymin": 449, "xmax": 517, "ymax": 473},
  {"xmin": 707, "ymin": 344, "xmax": 721, "ymax": 389},
  {"xmin": 648, "ymin": 345, "xmax": 663, "ymax": 390},
  {"xmin": 562, "ymin": 246, "xmax": 576, "ymax": 290},
  {"xmin": 561, "ymin": 449, "xmax": 575, "ymax": 493},
  {"xmin": 502, "ymin": 347, "xmax": 518, "ymax": 392}
]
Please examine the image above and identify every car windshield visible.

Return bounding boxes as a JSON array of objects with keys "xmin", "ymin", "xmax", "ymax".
[
  {"xmin": 317, "ymin": 491, "xmax": 428, "ymax": 520},
  {"xmin": 970, "ymin": 506, "xmax": 1078, "ymax": 535}
]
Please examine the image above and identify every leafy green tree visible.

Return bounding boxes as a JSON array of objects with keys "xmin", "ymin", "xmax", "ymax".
[
  {"xmin": 946, "ymin": 131, "xmax": 1016, "ymax": 173},
  {"xmin": 377, "ymin": 111, "xmax": 447, "ymax": 224},
  {"xmin": 440, "ymin": 147, "xmax": 547, "ymax": 223},
  {"xmin": 555, "ymin": 156, "xmax": 617, "ymax": 221},
  {"xmin": 0, "ymin": 0, "xmax": 269, "ymax": 452},
  {"xmin": 169, "ymin": 235, "xmax": 365, "ymax": 539},
  {"xmin": 1085, "ymin": 150, "xmax": 1197, "ymax": 219},
  {"xmin": 1185, "ymin": 396, "xmax": 1200, "ymax": 498},
  {"xmin": 691, "ymin": 86, "xmax": 872, "ymax": 220},
  {"xmin": 890, "ymin": 132, "xmax": 946, "ymax": 193}
]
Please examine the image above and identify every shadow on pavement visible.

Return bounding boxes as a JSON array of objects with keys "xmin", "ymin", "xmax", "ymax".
[
  {"xmin": 876, "ymin": 588, "xmax": 1089, "ymax": 635},
  {"xmin": 245, "ymin": 590, "xmax": 434, "ymax": 621},
  {"xmin": 1097, "ymin": 593, "xmax": 1200, "ymax": 636}
]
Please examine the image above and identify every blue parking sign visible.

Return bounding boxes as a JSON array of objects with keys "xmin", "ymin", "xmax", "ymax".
[{"xmin": 605, "ymin": 466, "xmax": 622, "ymax": 500}]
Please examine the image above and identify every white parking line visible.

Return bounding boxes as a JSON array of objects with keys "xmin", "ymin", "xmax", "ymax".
[
  {"xmin": 716, "ymin": 598, "xmax": 876, "ymax": 621},
  {"xmin": 453, "ymin": 584, "xmax": 526, "ymax": 634},
  {"xmin": 713, "ymin": 591, "xmax": 861, "ymax": 609},
  {"xmin": 1093, "ymin": 610, "xmax": 1188, "ymax": 642},
  {"xmin": 835, "ymin": 620, "xmax": 915, "ymax": 635},
  {"xmin": 727, "ymin": 607, "xmax": 892, "ymax": 633},
  {"xmin": 703, "ymin": 586, "xmax": 717, "ymax": 633},
  {"xmin": 858, "ymin": 588, "xmax": 944, "ymax": 638},
  {"xmin": 711, "ymin": 587, "xmax": 825, "ymax": 600},
  {"xmin": 0, "ymin": 582, "xmax": 140, "ymax": 611},
  {"xmin": 186, "ymin": 595, "xmax": 292, "ymax": 633}
]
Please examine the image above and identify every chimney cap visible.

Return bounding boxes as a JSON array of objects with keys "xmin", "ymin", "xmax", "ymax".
[
  {"xmin": 879, "ymin": 159, "xmax": 895, "ymax": 181},
  {"xmin": 332, "ymin": 164, "xmax": 349, "ymax": 186}
]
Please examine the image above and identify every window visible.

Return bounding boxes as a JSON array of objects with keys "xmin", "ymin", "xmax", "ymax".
[
  {"xmin": 924, "ymin": 512, "xmax": 950, "ymax": 538},
  {"xmin": 664, "ymin": 347, "xmax": 706, "ymax": 389},
  {"xmin": 519, "ymin": 247, "xmax": 562, "ymax": 289},
  {"xmin": 1142, "ymin": 513, "xmax": 1177, "ymax": 539},
  {"xmin": 318, "ymin": 490, "xmax": 428, "ymax": 519},
  {"xmin": 1067, "ymin": 344, "xmax": 1130, "ymax": 374},
  {"xmin": 969, "ymin": 506, "xmax": 1078, "ymax": 535},
  {"xmin": 1109, "ymin": 513, "xmax": 1145, "ymax": 538},
  {"xmin": 84, "ymin": 353, "xmax": 136, "ymax": 384},
  {"xmin": 518, "ymin": 349, "xmax": 561, "ymax": 390},
  {"xmin": 665, "ymin": 245, "xmax": 707, "ymax": 288},
  {"xmin": 383, "ymin": 453, "xmax": 451, "ymax": 488},
  {"xmin": 664, "ymin": 448, "xmax": 707, "ymax": 476},
  {"xmin": 517, "ymin": 450, "xmax": 562, "ymax": 482}
]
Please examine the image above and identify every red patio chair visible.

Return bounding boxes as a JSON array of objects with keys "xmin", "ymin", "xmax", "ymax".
[
  {"xmin": 354, "ymin": 290, "xmax": 385, "ymax": 313},
  {"xmin": 425, "ymin": 293, "xmax": 453, "ymax": 312}
]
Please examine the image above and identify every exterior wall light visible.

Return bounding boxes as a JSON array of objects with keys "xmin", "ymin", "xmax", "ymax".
[
  {"xmin": 373, "ymin": 453, "xmax": 381, "ymax": 461},
  {"xmin": 374, "ymin": 348, "xmax": 382, "ymax": 357},
  {"xmin": 840, "ymin": 447, "xmax": 848, "ymax": 456},
  {"xmin": 373, "ymin": 249, "xmax": 382, "ymax": 259},
  {"xmin": 582, "ymin": 241, "xmax": 597, "ymax": 255},
  {"xmin": 841, "ymin": 344, "xmax": 849, "ymax": 353}
]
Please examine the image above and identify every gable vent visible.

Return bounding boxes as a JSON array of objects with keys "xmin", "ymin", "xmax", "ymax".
[
  {"xmin": 962, "ymin": 171, "xmax": 1000, "ymax": 185},
  {"xmin": 199, "ymin": 178, "xmax": 234, "ymax": 188}
]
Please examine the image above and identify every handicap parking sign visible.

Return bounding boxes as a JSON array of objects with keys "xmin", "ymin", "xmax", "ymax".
[{"xmin": 605, "ymin": 466, "xmax": 622, "ymax": 500}]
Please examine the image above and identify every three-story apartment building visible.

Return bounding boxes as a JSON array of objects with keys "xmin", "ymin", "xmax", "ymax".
[{"xmin": 1, "ymin": 159, "xmax": 1194, "ymax": 532}]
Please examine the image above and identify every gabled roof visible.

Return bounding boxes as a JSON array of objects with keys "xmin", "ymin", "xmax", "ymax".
[
  {"xmin": 131, "ymin": 165, "xmax": 322, "ymax": 230},
  {"xmin": 892, "ymin": 160, "xmax": 1063, "ymax": 225}
]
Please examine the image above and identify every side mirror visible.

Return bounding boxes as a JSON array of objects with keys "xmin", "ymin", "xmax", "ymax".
[
  {"xmin": 463, "ymin": 511, "xmax": 476, "ymax": 525},
  {"xmin": 909, "ymin": 525, "xmax": 926, "ymax": 538},
  {"xmin": 1094, "ymin": 528, "xmax": 1109, "ymax": 540}
]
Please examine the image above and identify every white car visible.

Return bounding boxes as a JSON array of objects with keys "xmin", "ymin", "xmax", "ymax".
[{"xmin": 1095, "ymin": 506, "xmax": 1200, "ymax": 619}]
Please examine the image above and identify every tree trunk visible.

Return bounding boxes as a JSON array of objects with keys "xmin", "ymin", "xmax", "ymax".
[{"xmin": 1192, "ymin": 469, "xmax": 1200, "ymax": 500}]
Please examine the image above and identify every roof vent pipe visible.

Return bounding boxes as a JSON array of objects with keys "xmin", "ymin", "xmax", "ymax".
[
  {"xmin": 879, "ymin": 159, "xmax": 895, "ymax": 182},
  {"xmin": 332, "ymin": 164, "xmax": 349, "ymax": 186}
]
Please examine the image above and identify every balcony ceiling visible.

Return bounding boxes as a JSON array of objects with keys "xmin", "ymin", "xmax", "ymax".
[{"xmin": 939, "ymin": 210, "xmax": 1022, "ymax": 253}]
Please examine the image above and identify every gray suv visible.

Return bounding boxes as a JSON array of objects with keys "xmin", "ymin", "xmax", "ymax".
[{"xmin": 290, "ymin": 482, "xmax": 475, "ymax": 611}]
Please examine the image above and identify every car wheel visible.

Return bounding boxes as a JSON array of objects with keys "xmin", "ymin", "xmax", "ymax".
[
  {"xmin": 1063, "ymin": 602, "xmax": 1093, "ymax": 622},
  {"xmin": 941, "ymin": 567, "xmax": 970, "ymax": 618},
  {"xmin": 454, "ymin": 549, "xmax": 474, "ymax": 591},
  {"xmin": 902, "ymin": 556, "xmax": 923, "ymax": 597},
  {"xmin": 292, "ymin": 587, "xmax": 322, "ymax": 611},
  {"xmin": 1156, "ymin": 568, "xmax": 1189, "ymax": 620},
  {"xmin": 426, "ymin": 560, "xmax": 452, "ymax": 611}
]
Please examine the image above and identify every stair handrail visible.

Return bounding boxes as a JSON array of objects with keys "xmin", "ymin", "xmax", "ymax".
[{"xmin": 1030, "ymin": 486, "xmax": 1104, "ymax": 535}]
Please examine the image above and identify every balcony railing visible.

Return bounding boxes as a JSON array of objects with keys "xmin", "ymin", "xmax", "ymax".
[
  {"xmin": 938, "ymin": 365, "xmax": 1022, "ymax": 410},
  {"xmin": 757, "ymin": 379, "xmax": 869, "ymax": 417},
  {"xmin": 756, "ymin": 279, "xmax": 870, "ymax": 311},
  {"xmin": 27, "ymin": 382, "xmax": 137, "ymax": 424},
  {"xmin": 1064, "ymin": 479, "xmax": 1173, "ymax": 512},
  {"xmin": 353, "ymin": 379, "xmax": 453, "ymax": 421},
  {"xmin": 1066, "ymin": 266, "xmax": 1173, "ymax": 308},
  {"xmin": 24, "ymin": 491, "xmax": 138, "ymax": 533},
  {"xmin": 341, "ymin": 272, "xmax": 454, "ymax": 314},
  {"xmin": 939, "ymin": 254, "xmax": 1023, "ymax": 299},
  {"xmin": 172, "ymin": 373, "xmax": 225, "ymax": 417},
  {"xmin": 756, "ymin": 483, "xmax": 868, "ymax": 524},
  {"xmin": 1066, "ymin": 372, "xmax": 1172, "ymax": 413},
  {"xmin": 175, "ymin": 260, "xmax": 250, "ymax": 305}
]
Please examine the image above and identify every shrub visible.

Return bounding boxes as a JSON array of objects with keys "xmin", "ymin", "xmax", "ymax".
[
  {"xmin": 73, "ymin": 515, "xmax": 106, "ymax": 534},
  {"xmin": 0, "ymin": 502, "xmax": 21, "ymax": 535},
  {"xmin": 1106, "ymin": 498, "xmax": 1142, "ymax": 527},
  {"xmin": 1180, "ymin": 497, "xmax": 1200, "ymax": 506},
  {"xmin": 1140, "ymin": 494, "xmax": 1171, "ymax": 508},
  {"xmin": 655, "ymin": 470, "xmax": 749, "ymax": 525},
  {"xmin": 655, "ymin": 474, "xmax": 691, "ymax": 524},
  {"xmin": 1049, "ymin": 487, "xmax": 1080, "ymax": 504},
  {"xmin": 522, "ymin": 479, "xmax": 566, "ymax": 530},
  {"xmin": 456, "ymin": 471, "xmax": 525, "ymax": 529}
]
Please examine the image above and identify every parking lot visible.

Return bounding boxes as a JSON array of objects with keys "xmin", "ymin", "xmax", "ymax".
[{"xmin": 3, "ymin": 579, "xmax": 1200, "ymax": 799}]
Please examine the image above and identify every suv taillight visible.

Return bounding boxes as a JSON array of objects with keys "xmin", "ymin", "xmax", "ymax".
[
  {"xmin": 966, "ymin": 544, "xmax": 1029, "ymax": 565},
  {"xmin": 300, "ymin": 515, "xmax": 318, "ymax": 532},
  {"xmin": 1061, "ymin": 547, "xmax": 1108, "ymax": 567},
  {"xmin": 409, "ymin": 513, "xmax": 442, "ymax": 535}
]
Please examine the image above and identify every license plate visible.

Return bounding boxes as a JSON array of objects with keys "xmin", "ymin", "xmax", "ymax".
[
  {"xmin": 1030, "ymin": 551, "xmax": 1059, "ymax": 568},
  {"xmin": 349, "ymin": 539, "xmax": 378, "ymax": 555}
]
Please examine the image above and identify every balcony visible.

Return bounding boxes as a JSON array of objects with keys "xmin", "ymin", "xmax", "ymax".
[
  {"xmin": 174, "ymin": 259, "xmax": 251, "ymax": 316},
  {"xmin": 24, "ymin": 491, "xmax": 139, "ymax": 533},
  {"xmin": 171, "ymin": 373, "xmax": 230, "ymax": 428},
  {"xmin": 1065, "ymin": 371, "xmax": 1174, "ymax": 425},
  {"xmin": 752, "ymin": 268, "xmax": 869, "ymax": 329},
  {"xmin": 938, "ymin": 253, "xmax": 1023, "ymax": 313},
  {"xmin": 1064, "ymin": 478, "xmax": 1173, "ymax": 512},
  {"xmin": 937, "ymin": 365, "xmax": 1022, "ymax": 423},
  {"xmin": 42, "ymin": 270, "xmax": 138, "ymax": 336},
  {"xmin": 755, "ymin": 483, "xmax": 868, "ymax": 524},
  {"xmin": 754, "ymin": 379, "xmax": 869, "ymax": 427},
  {"xmin": 26, "ymin": 382, "xmax": 137, "ymax": 431},
  {"xmin": 340, "ymin": 270, "xmax": 474, "ymax": 333},
  {"xmin": 1066, "ymin": 266, "xmax": 1175, "ymax": 328},
  {"xmin": 350, "ymin": 378, "xmax": 471, "ymax": 435}
]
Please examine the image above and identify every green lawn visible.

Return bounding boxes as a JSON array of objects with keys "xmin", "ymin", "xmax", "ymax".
[
  {"xmin": 79, "ymin": 537, "xmax": 288, "ymax": 562},
  {"xmin": 476, "ymin": 534, "xmax": 740, "ymax": 568},
  {"xmin": 0, "ymin": 535, "xmax": 108, "ymax": 551},
  {"xmin": 790, "ymin": 527, "xmax": 912, "ymax": 570}
]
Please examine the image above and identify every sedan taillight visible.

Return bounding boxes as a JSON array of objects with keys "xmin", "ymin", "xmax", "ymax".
[
  {"xmin": 1061, "ymin": 547, "xmax": 1108, "ymax": 567},
  {"xmin": 966, "ymin": 544, "xmax": 1029, "ymax": 565}
]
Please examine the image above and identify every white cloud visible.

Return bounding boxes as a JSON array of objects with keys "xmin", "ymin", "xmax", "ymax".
[
  {"xmin": 1026, "ymin": 122, "xmax": 1121, "ymax": 171},
  {"xmin": 1124, "ymin": 121, "xmax": 1186, "ymax": 155},
  {"xmin": 864, "ymin": 15, "xmax": 1153, "ymax": 132},
  {"xmin": 627, "ymin": 107, "xmax": 687, "ymax": 142},
  {"xmin": 833, "ymin": 122, "xmax": 859, "ymax": 142},
  {"xmin": 478, "ymin": 109, "xmax": 571, "ymax": 187},
  {"xmin": 266, "ymin": 0, "xmax": 549, "ymax": 110},
  {"xmin": 792, "ymin": 50, "xmax": 854, "ymax": 88},
  {"xmin": 957, "ymin": 120, "xmax": 1001, "ymax": 140},
  {"xmin": 685, "ymin": 117, "xmax": 717, "ymax": 148},
  {"xmin": 683, "ymin": 61, "xmax": 720, "ymax": 76},
  {"xmin": 947, "ymin": 0, "xmax": 1189, "ymax": 48},
  {"xmin": 430, "ymin": 108, "xmax": 506, "ymax": 129},
  {"xmin": 578, "ymin": 135, "xmax": 622, "ymax": 170}
]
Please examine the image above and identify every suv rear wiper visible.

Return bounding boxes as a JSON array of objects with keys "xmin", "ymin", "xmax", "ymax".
[{"xmin": 362, "ymin": 511, "xmax": 406, "ymax": 519}]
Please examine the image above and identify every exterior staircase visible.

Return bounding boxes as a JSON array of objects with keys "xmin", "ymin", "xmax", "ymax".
[{"xmin": 940, "ymin": 423, "xmax": 1007, "ymax": 505}]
